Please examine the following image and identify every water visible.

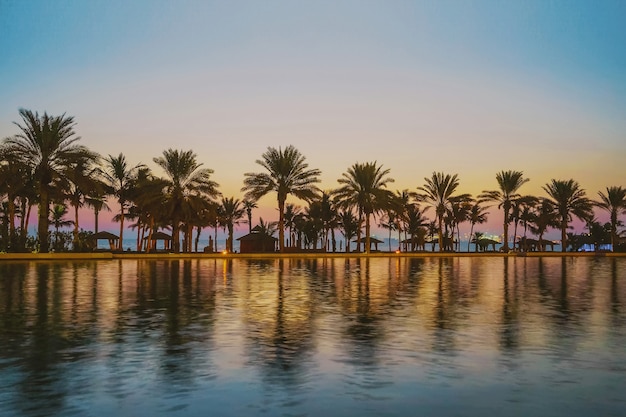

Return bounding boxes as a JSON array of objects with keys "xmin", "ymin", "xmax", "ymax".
[{"xmin": 0, "ymin": 257, "xmax": 625, "ymax": 417}]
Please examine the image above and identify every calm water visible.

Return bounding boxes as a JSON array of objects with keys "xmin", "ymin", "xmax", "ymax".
[{"xmin": 1, "ymin": 257, "xmax": 625, "ymax": 417}]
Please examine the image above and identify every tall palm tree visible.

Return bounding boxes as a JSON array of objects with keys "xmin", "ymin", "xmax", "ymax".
[
  {"xmin": 415, "ymin": 172, "xmax": 460, "ymax": 252},
  {"xmin": 378, "ymin": 211, "xmax": 397, "ymax": 252},
  {"xmin": 404, "ymin": 203, "xmax": 428, "ymax": 251},
  {"xmin": 63, "ymin": 156, "xmax": 106, "ymax": 250},
  {"xmin": 0, "ymin": 146, "xmax": 30, "ymax": 251},
  {"xmin": 543, "ymin": 179, "xmax": 593, "ymax": 252},
  {"xmin": 337, "ymin": 209, "xmax": 360, "ymax": 252},
  {"xmin": 529, "ymin": 198, "xmax": 558, "ymax": 251},
  {"xmin": 447, "ymin": 194, "xmax": 472, "ymax": 252},
  {"xmin": 242, "ymin": 145, "xmax": 321, "ymax": 252},
  {"xmin": 219, "ymin": 197, "xmax": 245, "ymax": 252},
  {"xmin": 480, "ymin": 170, "xmax": 529, "ymax": 252},
  {"xmin": 102, "ymin": 153, "xmax": 145, "ymax": 250},
  {"xmin": 595, "ymin": 186, "xmax": 626, "ymax": 251},
  {"xmin": 467, "ymin": 202, "xmax": 489, "ymax": 252},
  {"xmin": 333, "ymin": 161, "xmax": 395, "ymax": 254},
  {"xmin": 393, "ymin": 189, "xmax": 411, "ymax": 251},
  {"xmin": 242, "ymin": 199, "xmax": 258, "ymax": 234},
  {"xmin": 154, "ymin": 149, "xmax": 220, "ymax": 253},
  {"xmin": 49, "ymin": 203, "xmax": 73, "ymax": 250},
  {"xmin": 3, "ymin": 109, "xmax": 95, "ymax": 252},
  {"xmin": 283, "ymin": 203, "xmax": 302, "ymax": 248}
]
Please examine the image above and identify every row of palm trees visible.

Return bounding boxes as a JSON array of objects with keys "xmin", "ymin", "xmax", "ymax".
[{"xmin": 1, "ymin": 109, "xmax": 625, "ymax": 253}]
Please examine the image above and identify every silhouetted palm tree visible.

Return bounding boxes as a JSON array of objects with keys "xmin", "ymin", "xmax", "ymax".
[
  {"xmin": 0, "ymin": 146, "xmax": 31, "ymax": 250},
  {"xmin": 404, "ymin": 203, "xmax": 428, "ymax": 251},
  {"xmin": 63, "ymin": 156, "xmax": 106, "ymax": 250},
  {"xmin": 242, "ymin": 145, "xmax": 321, "ymax": 252},
  {"xmin": 334, "ymin": 161, "xmax": 395, "ymax": 253},
  {"xmin": 529, "ymin": 198, "xmax": 558, "ymax": 251},
  {"xmin": 480, "ymin": 170, "xmax": 529, "ymax": 252},
  {"xmin": 378, "ymin": 211, "xmax": 397, "ymax": 252},
  {"xmin": 543, "ymin": 179, "xmax": 593, "ymax": 252},
  {"xmin": 283, "ymin": 203, "xmax": 302, "ymax": 248},
  {"xmin": 220, "ymin": 197, "xmax": 245, "ymax": 252},
  {"xmin": 4, "ymin": 109, "xmax": 95, "ymax": 252},
  {"xmin": 595, "ymin": 186, "xmax": 626, "ymax": 251},
  {"xmin": 49, "ymin": 203, "xmax": 73, "ymax": 250},
  {"xmin": 415, "ymin": 172, "xmax": 460, "ymax": 252},
  {"xmin": 467, "ymin": 202, "xmax": 488, "ymax": 252},
  {"xmin": 154, "ymin": 149, "xmax": 220, "ymax": 253},
  {"xmin": 242, "ymin": 199, "xmax": 258, "ymax": 234},
  {"xmin": 447, "ymin": 194, "xmax": 472, "ymax": 251},
  {"xmin": 102, "ymin": 153, "xmax": 145, "ymax": 250},
  {"xmin": 338, "ymin": 209, "xmax": 359, "ymax": 252}
]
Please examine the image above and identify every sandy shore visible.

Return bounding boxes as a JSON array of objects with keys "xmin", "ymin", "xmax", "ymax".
[{"xmin": 0, "ymin": 251, "xmax": 624, "ymax": 261}]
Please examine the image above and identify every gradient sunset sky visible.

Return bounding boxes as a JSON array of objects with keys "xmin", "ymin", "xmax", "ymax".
[{"xmin": 1, "ymin": 1, "xmax": 625, "ymax": 236}]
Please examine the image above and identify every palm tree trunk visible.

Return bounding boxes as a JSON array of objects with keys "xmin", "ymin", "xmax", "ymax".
[
  {"xmin": 73, "ymin": 205, "xmax": 80, "ymax": 250},
  {"xmin": 228, "ymin": 224, "xmax": 234, "ymax": 252},
  {"xmin": 437, "ymin": 217, "xmax": 444, "ymax": 253},
  {"xmin": 278, "ymin": 197, "xmax": 285, "ymax": 252},
  {"xmin": 118, "ymin": 202, "xmax": 125, "ymax": 251},
  {"xmin": 561, "ymin": 219, "xmax": 567, "ymax": 253},
  {"xmin": 195, "ymin": 226, "xmax": 201, "ymax": 253},
  {"xmin": 356, "ymin": 211, "xmax": 363, "ymax": 252},
  {"xmin": 38, "ymin": 189, "xmax": 50, "ymax": 253},
  {"xmin": 7, "ymin": 199, "xmax": 16, "ymax": 250},
  {"xmin": 468, "ymin": 223, "xmax": 474, "ymax": 252},
  {"xmin": 365, "ymin": 213, "xmax": 371, "ymax": 254}
]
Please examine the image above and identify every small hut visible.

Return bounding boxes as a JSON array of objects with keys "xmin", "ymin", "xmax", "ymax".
[
  {"xmin": 148, "ymin": 231, "xmax": 172, "ymax": 252},
  {"xmin": 237, "ymin": 226, "xmax": 278, "ymax": 253},
  {"xmin": 352, "ymin": 236, "xmax": 384, "ymax": 252},
  {"xmin": 89, "ymin": 231, "xmax": 119, "ymax": 251}
]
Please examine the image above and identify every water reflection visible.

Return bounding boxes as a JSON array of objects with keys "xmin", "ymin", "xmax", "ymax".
[{"xmin": 1, "ymin": 257, "xmax": 625, "ymax": 416}]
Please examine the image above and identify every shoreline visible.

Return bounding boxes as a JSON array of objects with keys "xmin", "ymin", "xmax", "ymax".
[{"xmin": 0, "ymin": 251, "xmax": 624, "ymax": 261}]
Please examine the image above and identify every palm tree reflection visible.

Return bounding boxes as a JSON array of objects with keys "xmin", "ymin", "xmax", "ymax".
[{"xmin": 499, "ymin": 257, "xmax": 520, "ymax": 354}]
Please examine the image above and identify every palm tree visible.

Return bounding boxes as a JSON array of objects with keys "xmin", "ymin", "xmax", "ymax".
[
  {"xmin": 337, "ymin": 209, "xmax": 359, "ymax": 252},
  {"xmin": 543, "ymin": 179, "xmax": 593, "ymax": 252},
  {"xmin": 480, "ymin": 170, "xmax": 529, "ymax": 252},
  {"xmin": 404, "ymin": 203, "xmax": 428, "ymax": 251},
  {"xmin": 242, "ymin": 199, "xmax": 258, "ymax": 234},
  {"xmin": 595, "ymin": 186, "xmax": 626, "ymax": 251},
  {"xmin": 529, "ymin": 198, "xmax": 558, "ymax": 251},
  {"xmin": 467, "ymin": 202, "xmax": 489, "ymax": 252},
  {"xmin": 378, "ymin": 211, "xmax": 397, "ymax": 252},
  {"xmin": 283, "ymin": 203, "xmax": 302, "ymax": 248},
  {"xmin": 219, "ymin": 197, "xmax": 245, "ymax": 252},
  {"xmin": 393, "ymin": 189, "xmax": 411, "ymax": 251},
  {"xmin": 128, "ymin": 167, "xmax": 168, "ymax": 252},
  {"xmin": 0, "ymin": 146, "xmax": 30, "ymax": 251},
  {"xmin": 242, "ymin": 145, "xmax": 321, "ymax": 252},
  {"xmin": 154, "ymin": 149, "xmax": 220, "ymax": 253},
  {"xmin": 63, "ymin": 156, "xmax": 106, "ymax": 250},
  {"xmin": 3, "ymin": 109, "xmax": 95, "ymax": 252},
  {"xmin": 49, "ymin": 203, "xmax": 73, "ymax": 250},
  {"xmin": 447, "ymin": 195, "xmax": 472, "ymax": 252},
  {"xmin": 333, "ymin": 161, "xmax": 395, "ymax": 254},
  {"xmin": 102, "ymin": 153, "xmax": 145, "ymax": 250},
  {"xmin": 415, "ymin": 172, "xmax": 460, "ymax": 252}
]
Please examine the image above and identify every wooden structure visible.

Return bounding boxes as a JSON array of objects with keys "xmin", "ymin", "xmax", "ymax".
[
  {"xmin": 352, "ymin": 236, "xmax": 384, "ymax": 252},
  {"xmin": 237, "ymin": 226, "xmax": 278, "ymax": 253},
  {"xmin": 148, "ymin": 231, "xmax": 172, "ymax": 252},
  {"xmin": 89, "ymin": 231, "xmax": 119, "ymax": 251}
]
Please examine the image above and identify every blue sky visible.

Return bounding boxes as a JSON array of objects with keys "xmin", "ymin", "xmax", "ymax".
[{"xmin": 1, "ymin": 0, "xmax": 625, "ymax": 235}]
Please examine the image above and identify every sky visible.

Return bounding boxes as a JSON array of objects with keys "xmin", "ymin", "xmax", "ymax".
[{"xmin": 1, "ymin": 0, "xmax": 625, "ymax": 239}]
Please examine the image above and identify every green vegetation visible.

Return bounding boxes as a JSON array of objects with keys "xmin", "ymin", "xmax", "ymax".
[{"xmin": 2, "ymin": 109, "xmax": 625, "ymax": 253}]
